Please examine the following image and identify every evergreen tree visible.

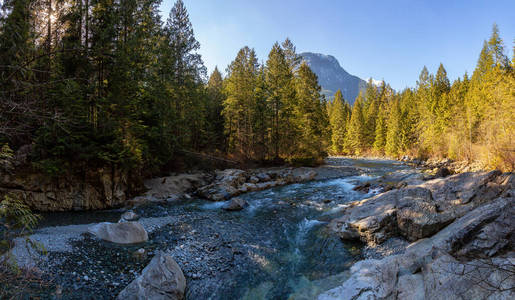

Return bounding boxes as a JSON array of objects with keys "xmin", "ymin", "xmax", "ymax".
[
  {"xmin": 488, "ymin": 24, "xmax": 509, "ymax": 68},
  {"xmin": 294, "ymin": 62, "xmax": 329, "ymax": 159},
  {"xmin": 164, "ymin": 0, "xmax": 206, "ymax": 149},
  {"xmin": 265, "ymin": 42, "xmax": 296, "ymax": 158},
  {"xmin": 363, "ymin": 78, "xmax": 379, "ymax": 147},
  {"xmin": 206, "ymin": 67, "xmax": 226, "ymax": 150},
  {"xmin": 223, "ymin": 46, "xmax": 261, "ymax": 159},
  {"xmin": 345, "ymin": 93, "xmax": 366, "ymax": 154},
  {"xmin": 373, "ymin": 107, "xmax": 387, "ymax": 153},
  {"xmin": 282, "ymin": 38, "xmax": 302, "ymax": 71},
  {"xmin": 328, "ymin": 90, "xmax": 349, "ymax": 154},
  {"xmin": 385, "ymin": 99, "xmax": 402, "ymax": 156}
]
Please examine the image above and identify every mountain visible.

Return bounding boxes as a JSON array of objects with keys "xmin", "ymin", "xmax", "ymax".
[{"xmin": 300, "ymin": 52, "xmax": 367, "ymax": 104}]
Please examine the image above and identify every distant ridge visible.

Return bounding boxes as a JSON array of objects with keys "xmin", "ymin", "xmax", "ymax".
[{"xmin": 300, "ymin": 52, "xmax": 367, "ymax": 104}]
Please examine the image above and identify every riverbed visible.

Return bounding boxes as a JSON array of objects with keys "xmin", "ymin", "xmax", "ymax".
[{"xmin": 7, "ymin": 158, "xmax": 418, "ymax": 299}]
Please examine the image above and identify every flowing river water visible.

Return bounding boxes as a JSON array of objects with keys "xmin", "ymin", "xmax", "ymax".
[{"xmin": 29, "ymin": 158, "xmax": 416, "ymax": 299}]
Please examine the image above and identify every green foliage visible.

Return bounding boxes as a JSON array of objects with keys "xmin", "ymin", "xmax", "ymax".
[
  {"xmin": 0, "ymin": 0, "xmax": 220, "ymax": 174},
  {"xmin": 0, "ymin": 2, "xmax": 512, "ymax": 174},
  {"xmin": 324, "ymin": 24, "xmax": 514, "ymax": 170},
  {"xmin": 0, "ymin": 195, "xmax": 41, "ymax": 255},
  {"xmin": 328, "ymin": 90, "xmax": 350, "ymax": 154},
  {"xmin": 223, "ymin": 40, "xmax": 329, "ymax": 163},
  {"xmin": 293, "ymin": 62, "xmax": 330, "ymax": 159},
  {"xmin": 345, "ymin": 93, "xmax": 366, "ymax": 154}
]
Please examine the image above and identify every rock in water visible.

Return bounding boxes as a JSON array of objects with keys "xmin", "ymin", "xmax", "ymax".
[
  {"xmin": 88, "ymin": 222, "xmax": 148, "ymax": 244},
  {"xmin": 223, "ymin": 197, "xmax": 249, "ymax": 211},
  {"xmin": 120, "ymin": 211, "xmax": 140, "ymax": 222},
  {"xmin": 117, "ymin": 251, "xmax": 186, "ymax": 300}
]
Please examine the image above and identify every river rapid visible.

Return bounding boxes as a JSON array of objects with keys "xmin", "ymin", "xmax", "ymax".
[{"xmin": 23, "ymin": 158, "xmax": 417, "ymax": 299}]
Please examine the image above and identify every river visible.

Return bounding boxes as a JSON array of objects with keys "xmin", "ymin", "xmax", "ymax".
[{"xmin": 21, "ymin": 158, "xmax": 416, "ymax": 299}]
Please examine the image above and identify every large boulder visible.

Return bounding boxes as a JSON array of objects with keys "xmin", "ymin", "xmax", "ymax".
[
  {"xmin": 330, "ymin": 171, "xmax": 514, "ymax": 244},
  {"xmin": 88, "ymin": 222, "xmax": 148, "ymax": 244},
  {"xmin": 117, "ymin": 251, "xmax": 186, "ymax": 300},
  {"xmin": 143, "ymin": 173, "xmax": 208, "ymax": 200},
  {"xmin": 319, "ymin": 196, "xmax": 515, "ymax": 300}
]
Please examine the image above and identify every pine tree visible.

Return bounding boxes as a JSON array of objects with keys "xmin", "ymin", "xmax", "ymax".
[
  {"xmin": 0, "ymin": 0, "xmax": 35, "ymax": 143},
  {"xmin": 223, "ymin": 46, "xmax": 261, "ymax": 159},
  {"xmin": 329, "ymin": 90, "xmax": 349, "ymax": 154},
  {"xmin": 265, "ymin": 42, "xmax": 296, "ymax": 158},
  {"xmin": 294, "ymin": 62, "xmax": 329, "ymax": 160},
  {"xmin": 488, "ymin": 24, "xmax": 509, "ymax": 68},
  {"xmin": 373, "ymin": 107, "xmax": 387, "ymax": 153},
  {"xmin": 363, "ymin": 78, "xmax": 379, "ymax": 147},
  {"xmin": 385, "ymin": 99, "xmax": 402, "ymax": 156},
  {"xmin": 345, "ymin": 93, "xmax": 366, "ymax": 155},
  {"xmin": 164, "ymin": 0, "xmax": 207, "ymax": 149},
  {"xmin": 282, "ymin": 38, "xmax": 302, "ymax": 71},
  {"xmin": 206, "ymin": 67, "xmax": 226, "ymax": 150}
]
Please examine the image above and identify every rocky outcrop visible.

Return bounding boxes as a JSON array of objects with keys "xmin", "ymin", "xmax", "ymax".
[
  {"xmin": 197, "ymin": 168, "xmax": 317, "ymax": 201},
  {"xmin": 330, "ymin": 171, "xmax": 512, "ymax": 244},
  {"xmin": 401, "ymin": 156, "xmax": 486, "ymax": 174},
  {"xmin": 0, "ymin": 165, "xmax": 132, "ymax": 211},
  {"xmin": 117, "ymin": 251, "xmax": 186, "ymax": 300},
  {"xmin": 322, "ymin": 171, "xmax": 515, "ymax": 300},
  {"xmin": 88, "ymin": 222, "xmax": 148, "ymax": 244},
  {"xmin": 142, "ymin": 173, "xmax": 209, "ymax": 200},
  {"xmin": 320, "ymin": 197, "xmax": 514, "ymax": 300}
]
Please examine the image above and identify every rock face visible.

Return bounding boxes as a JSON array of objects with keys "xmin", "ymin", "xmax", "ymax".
[
  {"xmin": 300, "ymin": 52, "xmax": 367, "ymax": 104},
  {"xmin": 321, "ymin": 171, "xmax": 515, "ymax": 300},
  {"xmin": 223, "ymin": 197, "xmax": 248, "ymax": 211},
  {"xmin": 0, "ymin": 165, "xmax": 132, "ymax": 211},
  {"xmin": 117, "ymin": 251, "xmax": 186, "ymax": 300},
  {"xmin": 88, "ymin": 222, "xmax": 148, "ymax": 244},
  {"xmin": 197, "ymin": 168, "xmax": 317, "ymax": 201}
]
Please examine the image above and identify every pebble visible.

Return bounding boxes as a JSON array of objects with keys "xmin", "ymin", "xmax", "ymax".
[{"xmin": 83, "ymin": 275, "xmax": 89, "ymax": 281}]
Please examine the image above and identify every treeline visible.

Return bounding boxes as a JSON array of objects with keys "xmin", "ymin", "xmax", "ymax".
[
  {"xmin": 1, "ymin": 0, "xmax": 513, "ymax": 174},
  {"xmin": 328, "ymin": 25, "xmax": 514, "ymax": 171},
  {"xmin": 0, "ymin": 0, "xmax": 329, "ymax": 175}
]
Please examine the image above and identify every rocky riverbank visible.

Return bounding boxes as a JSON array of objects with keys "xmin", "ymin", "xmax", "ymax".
[
  {"xmin": 2, "ymin": 158, "xmax": 512, "ymax": 299},
  {"xmin": 0, "ymin": 156, "xmax": 358, "ymax": 211},
  {"xmin": 321, "ymin": 170, "xmax": 514, "ymax": 299}
]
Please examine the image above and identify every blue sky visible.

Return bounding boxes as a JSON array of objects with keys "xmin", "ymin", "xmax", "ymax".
[{"xmin": 159, "ymin": 0, "xmax": 515, "ymax": 90}]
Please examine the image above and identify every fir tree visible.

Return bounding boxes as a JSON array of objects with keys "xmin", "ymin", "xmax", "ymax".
[
  {"xmin": 294, "ymin": 62, "xmax": 330, "ymax": 159},
  {"xmin": 329, "ymin": 90, "xmax": 349, "ymax": 154},
  {"xmin": 373, "ymin": 107, "xmax": 387, "ymax": 153},
  {"xmin": 345, "ymin": 93, "xmax": 366, "ymax": 154},
  {"xmin": 265, "ymin": 42, "xmax": 296, "ymax": 158},
  {"xmin": 206, "ymin": 67, "xmax": 226, "ymax": 151},
  {"xmin": 223, "ymin": 46, "xmax": 261, "ymax": 159}
]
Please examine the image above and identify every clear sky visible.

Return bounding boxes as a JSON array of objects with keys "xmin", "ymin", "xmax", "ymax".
[{"xmin": 159, "ymin": 0, "xmax": 515, "ymax": 90}]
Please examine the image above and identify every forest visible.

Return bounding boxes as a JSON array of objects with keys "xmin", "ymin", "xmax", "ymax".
[
  {"xmin": 1, "ymin": 0, "xmax": 514, "ymax": 176},
  {"xmin": 328, "ymin": 24, "xmax": 514, "ymax": 171}
]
